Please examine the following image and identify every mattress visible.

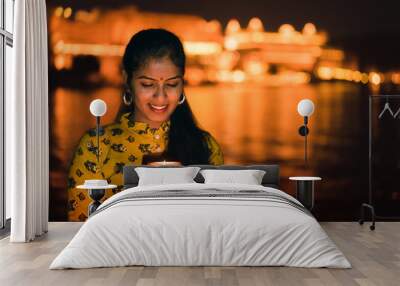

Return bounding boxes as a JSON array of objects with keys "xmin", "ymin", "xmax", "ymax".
[{"xmin": 50, "ymin": 183, "xmax": 351, "ymax": 269}]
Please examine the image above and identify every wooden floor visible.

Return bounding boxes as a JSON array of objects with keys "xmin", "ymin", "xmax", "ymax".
[{"xmin": 0, "ymin": 222, "xmax": 399, "ymax": 286}]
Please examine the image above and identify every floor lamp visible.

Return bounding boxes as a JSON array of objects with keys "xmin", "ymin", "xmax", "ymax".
[
  {"xmin": 297, "ymin": 99, "xmax": 315, "ymax": 166},
  {"xmin": 79, "ymin": 99, "xmax": 116, "ymax": 216}
]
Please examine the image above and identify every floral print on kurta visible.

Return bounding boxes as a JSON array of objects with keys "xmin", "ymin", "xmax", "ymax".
[{"xmin": 67, "ymin": 112, "xmax": 224, "ymax": 221}]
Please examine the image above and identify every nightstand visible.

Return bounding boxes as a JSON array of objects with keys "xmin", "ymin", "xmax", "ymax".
[
  {"xmin": 77, "ymin": 180, "xmax": 117, "ymax": 216},
  {"xmin": 289, "ymin": 176, "xmax": 322, "ymax": 210}
]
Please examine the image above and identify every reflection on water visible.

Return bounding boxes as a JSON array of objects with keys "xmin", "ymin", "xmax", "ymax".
[{"xmin": 50, "ymin": 82, "xmax": 369, "ymax": 221}]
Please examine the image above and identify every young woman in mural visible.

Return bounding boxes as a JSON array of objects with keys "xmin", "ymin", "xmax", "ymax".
[{"xmin": 67, "ymin": 29, "xmax": 224, "ymax": 221}]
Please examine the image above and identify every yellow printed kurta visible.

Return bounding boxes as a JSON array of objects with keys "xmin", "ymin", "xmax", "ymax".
[{"xmin": 67, "ymin": 112, "xmax": 224, "ymax": 221}]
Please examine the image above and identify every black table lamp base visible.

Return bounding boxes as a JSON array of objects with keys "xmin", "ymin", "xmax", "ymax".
[
  {"xmin": 296, "ymin": 181, "xmax": 314, "ymax": 210},
  {"xmin": 88, "ymin": 189, "xmax": 105, "ymax": 216}
]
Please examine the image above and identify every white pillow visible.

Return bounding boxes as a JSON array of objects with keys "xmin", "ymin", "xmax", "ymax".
[
  {"xmin": 200, "ymin": 169, "xmax": 266, "ymax": 185},
  {"xmin": 135, "ymin": 167, "xmax": 201, "ymax": 186}
]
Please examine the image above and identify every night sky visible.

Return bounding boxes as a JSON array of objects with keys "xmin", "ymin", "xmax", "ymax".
[{"xmin": 47, "ymin": 0, "xmax": 400, "ymax": 69}]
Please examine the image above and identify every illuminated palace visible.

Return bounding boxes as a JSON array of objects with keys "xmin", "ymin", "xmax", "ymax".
[{"xmin": 50, "ymin": 5, "xmax": 388, "ymax": 86}]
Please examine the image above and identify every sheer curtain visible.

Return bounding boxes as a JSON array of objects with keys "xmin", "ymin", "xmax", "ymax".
[{"xmin": 8, "ymin": 0, "xmax": 49, "ymax": 242}]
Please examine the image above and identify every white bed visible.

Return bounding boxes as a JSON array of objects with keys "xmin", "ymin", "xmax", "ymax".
[{"xmin": 50, "ymin": 183, "xmax": 351, "ymax": 269}]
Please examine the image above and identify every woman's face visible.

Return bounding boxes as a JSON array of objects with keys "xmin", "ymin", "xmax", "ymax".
[{"xmin": 130, "ymin": 56, "xmax": 183, "ymax": 128}]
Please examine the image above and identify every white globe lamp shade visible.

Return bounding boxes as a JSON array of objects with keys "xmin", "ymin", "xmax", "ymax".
[
  {"xmin": 297, "ymin": 99, "xmax": 315, "ymax": 117},
  {"xmin": 90, "ymin": 99, "xmax": 107, "ymax": 117}
]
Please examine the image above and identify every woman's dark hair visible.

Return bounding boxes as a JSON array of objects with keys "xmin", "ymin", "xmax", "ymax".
[{"xmin": 118, "ymin": 28, "xmax": 212, "ymax": 165}]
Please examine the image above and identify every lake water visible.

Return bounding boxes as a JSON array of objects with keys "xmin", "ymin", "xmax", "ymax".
[{"xmin": 50, "ymin": 82, "xmax": 372, "ymax": 221}]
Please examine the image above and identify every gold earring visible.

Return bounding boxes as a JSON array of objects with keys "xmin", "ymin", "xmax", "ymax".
[
  {"xmin": 178, "ymin": 93, "xmax": 186, "ymax": 105},
  {"xmin": 123, "ymin": 91, "xmax": 133, "ymax": 106}
]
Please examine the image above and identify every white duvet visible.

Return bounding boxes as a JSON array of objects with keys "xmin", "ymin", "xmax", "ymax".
[{"xmin": 50, "ymin": 183, "xmax": 351, "ymax": 269}]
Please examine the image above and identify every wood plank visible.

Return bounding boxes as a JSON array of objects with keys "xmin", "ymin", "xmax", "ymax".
[{"xmin": 0, "ymin": 222, "xmax": 399, "ymax": 286}]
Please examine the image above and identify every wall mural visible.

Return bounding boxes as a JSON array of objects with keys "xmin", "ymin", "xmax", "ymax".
[{"xmin": 47, "ymin": 2, "xmax": 400, "ymax": 221}]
